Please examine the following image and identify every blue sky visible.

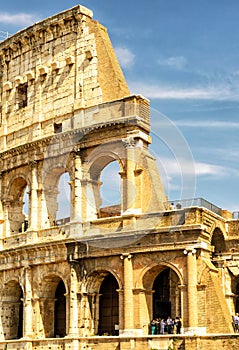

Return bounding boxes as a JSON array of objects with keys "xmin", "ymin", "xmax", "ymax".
[{"xmin": 1, "ymin": 1, "xmax": 239, "ymax": 213}]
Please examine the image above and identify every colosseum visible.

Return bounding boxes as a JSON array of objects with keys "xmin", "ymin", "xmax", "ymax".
[{"xmin": 0, "ymin": 4, "xmax": 239, "ymax": 350}]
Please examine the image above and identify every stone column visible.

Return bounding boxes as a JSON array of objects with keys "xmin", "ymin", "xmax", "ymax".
[
  {"xmin": 184, "ymin": 247, "xmax": 201, "ymax": 334},
  {"xmin": 0, "ymin": 172, "xmax": 4, "ymax": 224},
  {"xmin": 3, "ymin": 200, "xmax": 11, "ymax": 237},
  {"xmin": 133, "ymin": 288, "xmax": 149, "ymax": 335},
  {"xmin": 73, "ymin": 153, "xmax": 82, "ymax": 222},
  {"xmin": 121, "ymin": 253, "xmax": 135, "ymax": 335},
  {"xmin": 29, "ymin": 162, "xmax": 38, "ymax": 231},
  {"xmin": 0, "ymin": 173, "xmax": 4, "ymax": 246},
  {"xmin": 23, "ymin": 266, "xmax": 33, "ymax": 338},
  {"xmin": 81, "ymin": 179, "xmax": 98, "ymax": 221},
  {"xmin": 68, "ymin": 263, "xmax": 79, "ymax": 336},
  {"xmin": 117, "ymin": 289, "xmax": 124, "ymax": 334},
  {"xmin": 122, "ymin": 137, "xmax": 136, "ymax": 214}
]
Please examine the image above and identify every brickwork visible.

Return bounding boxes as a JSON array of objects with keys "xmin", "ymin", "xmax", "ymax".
[{"xmin": 0, "ymin": 4, "xmax": 238, "ymax": 350}]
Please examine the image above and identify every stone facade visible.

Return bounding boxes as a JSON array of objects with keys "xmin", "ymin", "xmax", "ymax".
[{"xmin": 0, "ymin": 4, "xmax": 239, "ymax": 350}]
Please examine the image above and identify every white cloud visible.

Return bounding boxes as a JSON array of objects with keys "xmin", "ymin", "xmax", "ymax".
[
  {"xmin": 0, "ymin": 12, "xmax": 39, "ymax": 28},
  {"xmin": 157, "ymin": 56, "xmax": 187, "ymax": 70},
  {"xmin": 115, "ymin": 46, "xmax": 135, "ymax": 69},
  {"xmin": 194, "ymin": 162, "xmax": 226, "ymax": 177},
  {"xmin": 175, "ymin": 120, "xmax": 239, "ymax": 128},
  {"xmin": 158, "ymin": 157, "xmax": 228, "ymax": 178},
  {"xmin": 129, "ymin": 81, "xmax": 239, "ymax": 101}
]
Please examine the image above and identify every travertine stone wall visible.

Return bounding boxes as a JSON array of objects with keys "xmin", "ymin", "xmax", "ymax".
[
  {"xmin": 0, "ymin": 4, "xmax": 238, "ymax": 349},
  {"xmin": 0, "ymin": 5, "xmax": 129, "ymax": 152}
]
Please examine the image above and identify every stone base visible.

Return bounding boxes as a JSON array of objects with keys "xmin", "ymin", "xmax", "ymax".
[
  {"xmin": 183, "ymin": 326, "xmax": 206, "ymax": 335},
  {"xmin": 119, "ymin": 328, "xmax": 144, "ymax": 336}
]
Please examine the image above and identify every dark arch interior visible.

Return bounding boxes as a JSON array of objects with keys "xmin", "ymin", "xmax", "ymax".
[
  {"xmin": 153, "ymin": 268, "xmax": 171, "ymax": 320},
  {"xmin": 211, "ymin": 228, "xmax": 226, "ymax": 258},
  {"xmin": 17, "ymin": 288, "xmax": 23, "ymax": 339},
  {"xmin": 98, "ymin": 274, "xmax": 119, "ymax": 336},
  {"xmin": 235, "ymin": 281, "xmax": 239, "ymax": 313},
  {"xmin": 54, "ymin": 280, "xmax": 66, "ymax": 337}
]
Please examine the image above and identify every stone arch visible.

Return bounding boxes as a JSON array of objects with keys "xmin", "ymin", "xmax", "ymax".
[
  {"xmin": 86, "ymin": 269, "xmax": 121, "ymax": 335},
  {"xmin": 141, "ymin": 263, "xmax": 183, "ymax": 324},
  {"xmin": 83, "ymin": 143, "xmax": 125, "ymax": 219},
  {"xmin": 86, "ymin": 267, "xmax": 122, "ymax": 293},
  {"xmin": 6, "ymin": 175, "xmax": 29, "ymax": 234},
  {"xmin": 211, "ymin": 227, "xmax": 226, "ymax": 258},
  {"xmin": 139, "ymin": 262, "xmax": 184, "ymax": 289},
  {"xmin": 0, "ymin": 280, "xmax": 23, "ymax": 340},
  {"xmin": 39, "ymin": 273, "xmax": 68, "ymax": 338},
  {"xmin": 209, "ymin": 221, "xmax": 227, "ymax": 242}
]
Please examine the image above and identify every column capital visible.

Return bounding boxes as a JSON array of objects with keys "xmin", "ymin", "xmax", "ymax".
[
  {"xmin": 122, "ymin": 137, "xmax": 136, "ymax": 149},
  {"xmin": 72, "ymin": 149, "xmax": 82, "ymax": 158},
  {"xmin": 184, "ymin": 247, "xmax": 197, "ymax": 256},
  {"xmin": 120, "ymin": 253, "xmax": 133, "ymax": 260},
  {"xmin": 28, "ymin": 160, "xmax": 38, "ymax": 168}
]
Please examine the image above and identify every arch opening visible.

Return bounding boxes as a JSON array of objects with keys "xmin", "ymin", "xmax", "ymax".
[
  {"xmin": 56, "ymin": 172, "xmax": 70, "ymax": 224},
  {"xmin": 1, "ymin": 281, "xmax": 23, "ymax": 340},
  {"xmin": 98, "ymin": 160, "xmax": 121, "ymax": 218},
  {"xmin": 54, "ymin": 280, "xmax": 66, "ymax": 337},
  {"xmin": 8, "ymin": 177, "xmax": 28, "ymax": 234},
  {"xmin": 43, "ymin": 168, "xmax": 70, "ymax": 226},
  {"xmin": 40, "ymin": 275, "xmax": 67, "ymax": 338},
  {"xmin": 211, "ymin": 228, "xmax": 226, "ymax": 260},
  {"xmin": 142, "ymin": 265, "xmax": 181, "ymax": 333},
  {"xmin": 98, "ymin": 273, "xmax": 119, "ymax": 336}
]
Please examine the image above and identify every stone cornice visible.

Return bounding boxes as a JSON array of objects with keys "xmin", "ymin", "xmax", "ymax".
[{"xmin": 0, "ymin": 116, "xmax": 147, "ymax": 170}]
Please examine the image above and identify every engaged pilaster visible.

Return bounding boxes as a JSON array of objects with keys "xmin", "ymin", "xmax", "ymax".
[
  {"xmin": 29, "ymin": 161, "xmax": 38, "ymax": 231},
  {"xmin": 23, "ymin": 266, "xmax": 33, "ymax": 338},
  {"xmin": 122, "ymin": 137, "xmax": 136, "ymax": 214},
  {"xmin": 68, "ymin": 263, "xmax": 79, "ymax": 336},
  {"xmin": 183, "ymin": 247, "xmax": 205, "ymax": 335},
  {"xmin": 120, "ymin": 253, "xmax": 136, "ymax": 335},
  {"xmin": 73, "ymin": 153, "xmax": 82, "ymax": 222}
]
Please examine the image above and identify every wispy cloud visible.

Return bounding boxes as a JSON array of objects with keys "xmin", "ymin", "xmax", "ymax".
[
  {"xmin": 129, "ymin": 81, "xmax": 239, "ymax": 101},
  {"xmin": 115, "ymin": 46, "xmax": 135, "ymax": 69},
  {"xmin": 175, "ymin": 120, "xmax": 239, "ymax": 128},
  {"xmin": 0, "ymin": 12, "xmax": 39, "ymax": 28},
  {"xmin": 157, "ymin": 56, "xmax": 187, "ymax": 70},
  {"xmin": 158, "ymin": 157, "xmax": 230, "ymax": 178}
]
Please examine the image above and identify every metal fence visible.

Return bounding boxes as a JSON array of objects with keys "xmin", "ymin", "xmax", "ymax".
[
  {"xmin": 166, "ymin": 197, "xmax": 222, "ymax": 216},
  {"xmin": 233, "ymin": 212, "xmax": 239, "ymax": 219},
  {"xmin": 0, "ymin": 30, "xmax": 11, "ymax": 42}
]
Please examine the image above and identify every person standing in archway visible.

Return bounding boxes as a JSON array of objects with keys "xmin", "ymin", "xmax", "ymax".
[{"xmin": 175, "ymin": 317, "xmax": 182, "ymax": 334}]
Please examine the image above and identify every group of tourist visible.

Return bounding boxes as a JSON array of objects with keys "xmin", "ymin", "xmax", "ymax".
[
  {"xmin": 233, "ymin": 313, "xmax": 239, "ymax": 332},
  {"xmin": 150, "ymin": 316, "xmax": 182, "ymax": 335}
]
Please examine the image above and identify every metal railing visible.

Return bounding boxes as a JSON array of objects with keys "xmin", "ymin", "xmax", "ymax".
[
  {"xmin": 166, "ymin": 197, "xmax": 222, "ymax": 216},
  {"xmin": 0, "ymin": 30, "xmax": 11, "ymax": 42},
  {"xmin": 233, "ymin": 212, "xmax": 239, "ymax": 219}
]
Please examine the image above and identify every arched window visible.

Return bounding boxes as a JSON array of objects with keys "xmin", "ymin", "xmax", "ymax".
[
  {"xmin": 1, "ymin": 281, "xmax": 23, "ymax": 339},
  {"xmin": 22, "ymin": 185, "xmax": 29, "ymax": 231},
  {"xmin": 98, "ymin": 161, "xmax": 121, "ymax": 218},
  {"xmin": 153, "ymin": 268, "xmax": 171, "ymax": 320},
  {"xmin": 54, "ymin": 280, "xmax": 66, "ymax": 337},
  {"xmin": 56, "ymin": 172, "xmax": 70, "ymax": 224},
  {"xmin": 98, "ymin": 273, "xmax": 119, "ymax": 335},
  {"xmin": 143, "ymin": 265, "xmax": 181, "ymax": 332},
  {"xmin": 8, "ymin": 177, "xmax": 28, "ymax": 234},
  {"xmin": 40, "ymin": 275, "xmax": 67, "ymax": 338},
  {"xmin": 211, "ymin": 228, "xmax": 226, "ymax": 259}
]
